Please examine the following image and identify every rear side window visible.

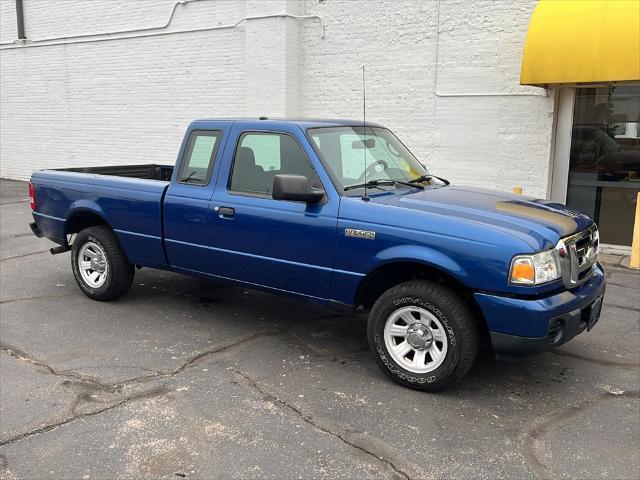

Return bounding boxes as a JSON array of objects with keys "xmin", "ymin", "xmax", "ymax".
[
  {"xmin": 177, "ymin": 130, "xmax": 222, "ymax": 185},
  {"xmin": 229, "ymin": 132, "xmax": 319, "ymax": 195}
]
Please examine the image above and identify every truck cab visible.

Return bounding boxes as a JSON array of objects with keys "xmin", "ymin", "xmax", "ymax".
[{"xmin": 29, "ymin": 118, "xmax": 606, "ymax": 391}]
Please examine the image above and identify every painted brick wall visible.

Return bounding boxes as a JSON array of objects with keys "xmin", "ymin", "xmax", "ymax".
[
  {"xmin": 0, "ymin": 0, "xmax": 248, "ymax": 180},
  {"xmin": 0, "ymin": 0, "xmax": 555, "ymax": 198},
  {"xmin": 300, "ymin": 0, "xmax": 554, "ymax": 197}
]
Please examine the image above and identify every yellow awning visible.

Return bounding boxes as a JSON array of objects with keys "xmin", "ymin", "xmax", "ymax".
[{"xmin": 520, "ymin": 0, "xmax": 640, "ymax": 86}]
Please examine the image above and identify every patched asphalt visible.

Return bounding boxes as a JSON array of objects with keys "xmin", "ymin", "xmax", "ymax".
[{"xmin": 1, "ymin": 178, "xmax": 638, "ymax": 479}]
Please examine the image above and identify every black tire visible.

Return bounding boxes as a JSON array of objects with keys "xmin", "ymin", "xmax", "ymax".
[
  {"xmin": 71, "ymin": 225, "xmax": 135, "ymax": 301},
  {"xmin": 367, "ymin": 280, "xmax": 479, "ymax": 392}
]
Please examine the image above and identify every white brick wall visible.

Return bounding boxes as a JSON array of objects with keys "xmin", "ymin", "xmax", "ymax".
[
  {"xmin": 300, "ymin": 0, "xmax": 554, "ymax": 197},
  {"xmin": 0, "ymin": 0, "xmax": 555, "ymax": 198}
]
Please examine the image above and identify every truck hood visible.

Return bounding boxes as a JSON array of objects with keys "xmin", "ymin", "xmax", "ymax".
[{"xmin": 371, "ymin": 185, "xmax": 594, "ymax": 250}]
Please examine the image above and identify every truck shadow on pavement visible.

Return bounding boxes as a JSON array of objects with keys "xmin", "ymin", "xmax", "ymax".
[{"xmin": 118, "ymin": 266, "xmax": 639, "ymax": 398}]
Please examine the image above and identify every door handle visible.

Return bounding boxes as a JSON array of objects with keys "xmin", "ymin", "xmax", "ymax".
[{"xmin": 215, "ymin": 206, "xmax": 235, "ymax": 218}]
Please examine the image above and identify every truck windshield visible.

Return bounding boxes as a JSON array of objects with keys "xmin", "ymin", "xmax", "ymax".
[{"xmin": 307, "ymin": 126, "xmax": 431, "ymax": 193}]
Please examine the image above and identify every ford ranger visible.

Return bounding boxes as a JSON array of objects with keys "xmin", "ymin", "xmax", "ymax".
[{"xmin": 28, "ymin": 118, "xmax": 605, "ymax": 391}]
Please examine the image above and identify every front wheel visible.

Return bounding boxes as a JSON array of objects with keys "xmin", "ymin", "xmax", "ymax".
[
  {"xmin": 367, "ymin": 280, "xmax": 479, "ymax": 392},
  {"xmin": 71, "ymin": 226, "xmax": 135, "ymax": 301}
]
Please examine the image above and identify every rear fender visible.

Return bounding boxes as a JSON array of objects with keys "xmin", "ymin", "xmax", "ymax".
[
  {"xmin": 65, "ymin": 200, "xmax": 111, "ymax": 238},
  {"xmin": 32, "ymin": 199, "xmax": 108, "ymax": 247},
  {"xmin": 66, "ymin": 199, "xmax": 166, "ymax": 268}
]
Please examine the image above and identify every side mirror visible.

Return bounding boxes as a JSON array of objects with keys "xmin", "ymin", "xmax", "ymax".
[{"xmin": 272, "ymin": 174, "xmax": 325, "ymax": 204}]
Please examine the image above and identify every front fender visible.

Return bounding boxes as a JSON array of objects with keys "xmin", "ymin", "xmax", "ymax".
[
  {"xmin": 364, "ymin": 244, "xmax": 470, "ymax": 285},
  {"xmin": 328, "ymin": 243, "xmax": 472, "ymax": 307}
]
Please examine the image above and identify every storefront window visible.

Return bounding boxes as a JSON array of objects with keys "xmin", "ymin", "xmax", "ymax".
[{"xmin": 567, "ymin": 85, "xmax": 640, "ymax": 246}]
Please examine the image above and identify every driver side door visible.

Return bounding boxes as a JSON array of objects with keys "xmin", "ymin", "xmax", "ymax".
[{"xmin": 209, "ymin": 125, "xmax": 340, "ymax": 301}]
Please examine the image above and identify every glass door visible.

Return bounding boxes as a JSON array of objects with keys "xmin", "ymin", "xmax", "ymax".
[{"xmin": 566, "ymin": 85, "xmax": 640, "ymax": 246}]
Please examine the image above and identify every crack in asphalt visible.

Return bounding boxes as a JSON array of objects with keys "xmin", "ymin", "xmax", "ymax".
[
  {"xmin": 0, "ymin": 453, "xmax": 7, "ymax": 475},
  {"xmin": 101, "ymin": 313, "xmax": 343, "ymax": 387},
  {"xmin": 605, "ymin": 281, "xmax": 640, "ymax": 290},
  {"xmin": 113, "ymin": 330, "xmax": 284, "ymax": 387},
  {"xmin": 604, "ymin": 303, "xmax": 640, "ymax": 313},
  {"xmin": 0, "ymin": 250, "xmax": 50, "ymax": 262},
  {"xmin": 521, "ymin": 389, "xmax": 640, "ymax": 479},
  {"xmin": 603, "ymin": 262, "xmax": 638, "ymax": 272},
  {"xmin": 0, "ymin": 332, "xmax": 286, "ymax": 447},
  {"xmin": 0, "ymin": 308, "xmax": 344, "ymax": 392},
  {"xmin": 551, "ymin": 348, "xmax": 640, "ymax": 368},
  {"xmin": 0, "ymin": 329, "xmax": 331, "ymax": 451},
  {"xmin": 233, "ymin": 368, "xmax": 413, "ymax": 480},
  {"xmin": 0, "ymin": 293, "xmax": 76, "ymax": 304},
  {"xmin": 0, "ymin": 385, "xmax": 169, "ymax": 447},
  {"xmin": 1, "ymin": 330, "xmax": 282, "ymax": 390},
  {"xmin": 3, "ymin": 284, "xmax": 636, "ymax": 478},
  {"xmin": 0, "ymin": 343, "xmax": 113, "ymax": 388}
]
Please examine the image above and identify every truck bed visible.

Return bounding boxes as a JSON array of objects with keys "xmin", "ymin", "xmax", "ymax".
[
  {"xmin": 30, "ymin": 167, "xmax": 172, "ymax": 268},
  {"xmin": 55, "ymin": 164, "xmax": 174, "ymax": 181}
]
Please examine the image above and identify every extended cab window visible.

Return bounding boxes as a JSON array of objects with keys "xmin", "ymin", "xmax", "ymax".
[
  {"xmin": 229, "ymin": 132, "xmax": 320, "ymax": 195},
  {"xmin": 177, "ymin": 130, "xmax": 222, "ymax": 185}
]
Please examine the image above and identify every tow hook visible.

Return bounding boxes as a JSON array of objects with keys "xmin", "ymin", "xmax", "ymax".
[{"xmin": 50, "ymin": 245, "xmax": 71, "ymax": 255}]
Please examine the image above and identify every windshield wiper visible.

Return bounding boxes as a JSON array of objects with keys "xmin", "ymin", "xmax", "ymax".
[
  {"xmin": 409, "ymin": 174, "xmax": 450, "ymax": 185},
  {"xmin": 344, "ymin": 179, "xmax": 424, "ymax": 191},
  {"xmin": 408, "ymin": 174, "xmax": 432, "ymax": 184}
]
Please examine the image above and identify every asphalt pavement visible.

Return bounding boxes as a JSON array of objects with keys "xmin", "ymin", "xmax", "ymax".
[{"xmin": 1, "ymin": 178, "xmax": 639, "ymax": 480}]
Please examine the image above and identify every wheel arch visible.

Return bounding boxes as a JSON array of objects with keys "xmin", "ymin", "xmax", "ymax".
[
  {"xmin": 355, "ymin": 259, "xmax": 468, "ymax": 309},
  {"xmin": 65, "ymin": 203, "xmax": 112, "ymax": 238},
  {"xmin": 354, "ymin": 252, "xmax": 489, "ymax": 340}
]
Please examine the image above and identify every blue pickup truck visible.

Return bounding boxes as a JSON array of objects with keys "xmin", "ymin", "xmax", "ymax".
[{"xmin": 29, "ymin": 118, "xmax": 605, "ymax": 391}]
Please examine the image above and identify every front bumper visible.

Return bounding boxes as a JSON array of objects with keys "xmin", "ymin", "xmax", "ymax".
[{"xmin": 474, "ymin": 264, "xmax": 606, "ymax": 357}]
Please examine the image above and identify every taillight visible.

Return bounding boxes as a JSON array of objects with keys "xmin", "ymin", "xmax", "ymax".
[{"xmin": 28, "ymin": 181, "xmax": 36, "ymax": 210}]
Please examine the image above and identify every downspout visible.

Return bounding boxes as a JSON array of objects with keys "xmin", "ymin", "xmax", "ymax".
[{"xmin": 15, "ymin": 0, "xmax": 26, "ymax": 40}]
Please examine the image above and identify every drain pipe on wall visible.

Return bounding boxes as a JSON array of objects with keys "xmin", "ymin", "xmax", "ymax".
[
  {"xmin": 15, "ymin": 0, "xmax": 26, "ymax": 41},
  {"xmin": 5, "ymin": 0, "xmax": 197, "ymax": 46},
  {"xmin": 0, "ymin": 0, "xmax": 325, "ymax": 49}
]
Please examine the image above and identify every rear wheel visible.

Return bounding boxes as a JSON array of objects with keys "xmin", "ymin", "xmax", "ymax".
[
  {"xmin": 367, "ymin": 280, "xmax": 479, "ymax": 391},
  {"xmin": 71, "ymin": 226, "xmax": 134, "ymax": 301}
]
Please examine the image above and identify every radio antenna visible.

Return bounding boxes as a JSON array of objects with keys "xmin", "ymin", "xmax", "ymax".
[{"xmin": 362, "ymin": 65, "xmax": 369, "ymax": 202}]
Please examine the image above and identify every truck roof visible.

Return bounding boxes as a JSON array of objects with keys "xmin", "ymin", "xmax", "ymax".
[{"xmin": 189, "ymin": 118, "xmax": 384, "ymax": 129}]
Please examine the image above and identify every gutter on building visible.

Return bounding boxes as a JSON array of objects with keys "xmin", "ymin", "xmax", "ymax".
[{"xmin": 0, "ymin": 0, "xmax": 325, "ymax": 49}]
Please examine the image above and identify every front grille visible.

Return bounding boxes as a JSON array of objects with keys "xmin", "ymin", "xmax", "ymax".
[{"xmin": 556, "ymin": 224, "xmax": 599, "ymax": 289}]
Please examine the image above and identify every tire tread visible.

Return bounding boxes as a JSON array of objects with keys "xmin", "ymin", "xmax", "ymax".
[
  {"xmin": 367, "ymin": 280, "xmax": 479, "ymax": 392},
  {"xmin": 71, "ymin": 225, "xmax": 134, "ymax": 301}
]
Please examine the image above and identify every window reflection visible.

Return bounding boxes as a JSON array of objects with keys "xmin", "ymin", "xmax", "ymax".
[{"xmin": 566, "ymin": 85, "xmax": 640, "ymax": 246}]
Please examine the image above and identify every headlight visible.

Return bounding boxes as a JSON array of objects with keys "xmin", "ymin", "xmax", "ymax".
[{"xmin": 509, "ymin": 250, "xmax": 561, "ymax": 285}]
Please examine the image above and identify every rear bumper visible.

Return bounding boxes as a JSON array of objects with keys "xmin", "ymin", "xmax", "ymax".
[
  {"xmin": 474, "ymin": 264, "xmax": 606, "ymax": 357},
  {"xmin": 30, "ymin": 214, "xmax": 66, "ymax": 245},
  {"xmin": 29, "ymin": 221, "xmax": 43, "ymax": 238}
]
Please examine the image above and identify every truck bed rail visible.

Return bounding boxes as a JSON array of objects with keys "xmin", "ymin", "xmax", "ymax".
[{"xmin": 55, "ymin": 164, "xmax": 173, "ymax": 181}]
